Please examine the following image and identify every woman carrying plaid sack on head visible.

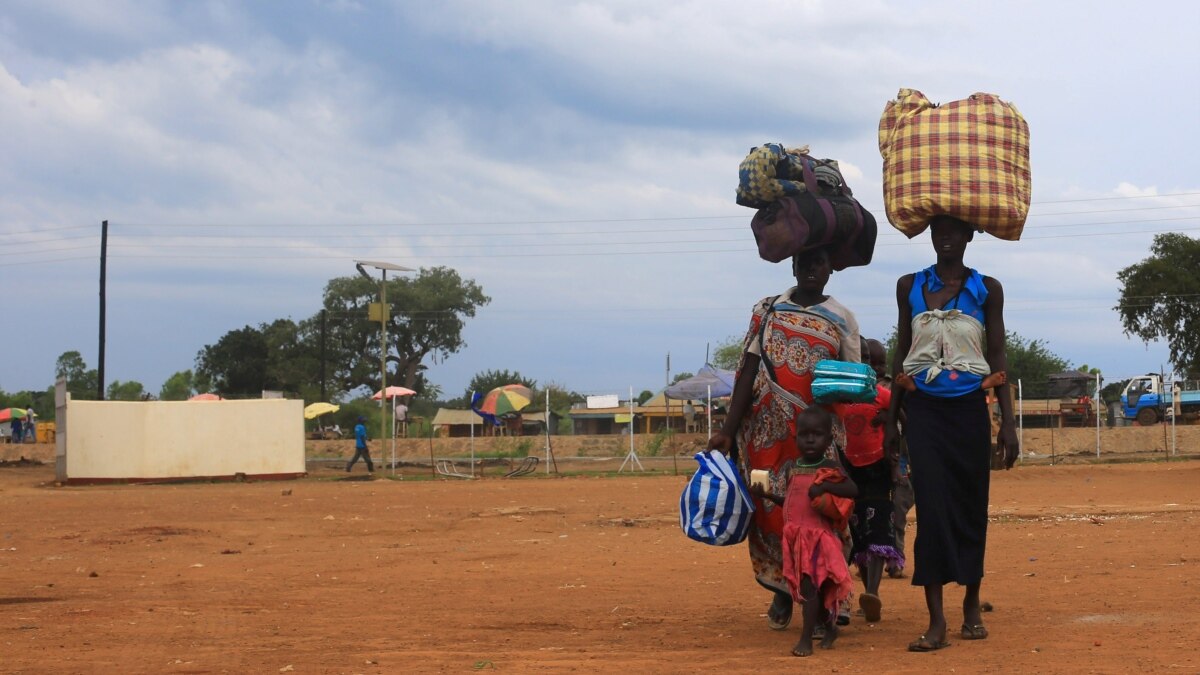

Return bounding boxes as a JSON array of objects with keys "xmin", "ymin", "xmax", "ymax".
[
  {"xmin": 884, "ymin": 215, "xmax": 1020, "ymax": 652},
  {"xmin": 707, "ymin": 246, "xmax": 860, "ymax": 632}
]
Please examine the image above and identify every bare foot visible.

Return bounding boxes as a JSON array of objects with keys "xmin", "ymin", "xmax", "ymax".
[
  {"xmin": 791, "ymin": 635, "xmax": 813, "ymax": 657},
  {"xmin": 819, "ymin": 622, "xmax": 838, "ymax": 649}
]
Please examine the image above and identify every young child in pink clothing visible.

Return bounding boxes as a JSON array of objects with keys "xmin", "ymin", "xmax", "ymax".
[{"xmin": 751, "ymin": 406, "xmax": 857, "ymax": 657}]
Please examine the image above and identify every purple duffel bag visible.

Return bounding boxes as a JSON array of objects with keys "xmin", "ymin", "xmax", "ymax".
[{"xmin": 749, "ymin": 159, "xmax": 878, "ymax": 269}]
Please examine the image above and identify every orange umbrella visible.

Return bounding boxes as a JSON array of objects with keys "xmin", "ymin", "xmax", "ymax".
[{"xmin": 188, "ymin": 393, "xmax": 224, "ymax": 401}]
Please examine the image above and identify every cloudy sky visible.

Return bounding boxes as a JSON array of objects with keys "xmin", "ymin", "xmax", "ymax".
[{"xmin": 2, "ymin": 0, "xmax": 1198, "ymax": 401}]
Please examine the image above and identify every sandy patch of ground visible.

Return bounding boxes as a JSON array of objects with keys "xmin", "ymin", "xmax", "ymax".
[{"xmin": 0, "ymin": 459, "xmax": 1197, "ymax": 672}]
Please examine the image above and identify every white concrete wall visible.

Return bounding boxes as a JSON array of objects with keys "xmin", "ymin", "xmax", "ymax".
[{"xmin": 63, "ymin": 399, "xmax": 305, "ymax": 481}]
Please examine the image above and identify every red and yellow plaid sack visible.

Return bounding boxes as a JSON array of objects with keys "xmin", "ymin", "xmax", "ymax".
[{"xmin": 878, "ymin": 89, "xmax": 1031, "ymax": 240}]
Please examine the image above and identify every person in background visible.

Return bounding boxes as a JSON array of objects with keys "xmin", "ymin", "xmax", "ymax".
[
  {"xmin": 395, "ymin": 400, "xmax": 409, "ymax": 438},
  {"xmin": 11, "ymin": 416, "xmax": 23, "ymax": 446},
  {"xmin": 24, "ymin": 409, "xmax": 36, "ymax": 443},
  {"xmin": 347, "ymin": 416, "xmax": 374, "ymax": 473},
  {"xmin": 707, "ymin": 246, "xmax": 861, "ymax": 632}
]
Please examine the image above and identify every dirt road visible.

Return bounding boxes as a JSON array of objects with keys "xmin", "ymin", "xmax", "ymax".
[{"xmin": 0, "ymin": 460, "xmax": 1197, "ymax": 673}]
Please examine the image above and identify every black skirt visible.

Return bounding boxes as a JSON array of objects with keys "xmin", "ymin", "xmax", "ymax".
[{"xmin": 904, "ymin": 388, "xmax": 991, "ymax": 586}]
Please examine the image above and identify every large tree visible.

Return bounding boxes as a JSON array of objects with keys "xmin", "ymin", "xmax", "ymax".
[
  {"xmin": 195, "ymin": 320, "xmax": 318, "ymax": 398},
  {"xmin": 54, "ymin": 351, "xmax": 98, "ymax": 401},
  {"xmin": 159, "ymin": 370, "xmax": 199, "ymax": 401},
  {"xmin": 106, "ymin": 380, "xmax": 146, "ymax": 401},
  {"xmin": 1116, "ymin": 232, "xmax": 1200, "ymax": 377},
  {"xmin": 1005, "ymin": 332, "xmax": 1071, "ymax": 396},
  {"xmin": 316, "ymin": 266, "xmax": 490, "ymax": 397}
]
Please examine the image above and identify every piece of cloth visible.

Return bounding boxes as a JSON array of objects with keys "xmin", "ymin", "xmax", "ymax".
[
  {"xmin": 903, "ymin": 266, "xmax": 990, "ymax": 397},
  {"xmin": 745, "ymin": 291, "xmax": 860, "ymax": 364},
  {"xmin": 735, "ymin": 292, "xmax": 859, "ymax": 595},
  {"xmin": 904, "ymin": 388, "xmax": 991, "ymax": 586},
  {"xmin": 781, "ymin": 468, "xmax": 854, "ymax": 617},
  {"xmin": 845, "ymin": 458, "xmax": 904, "ymax": 570},
  {"xmin": 831, "ymin": 385, "xmax": 891, "ymax": 467}
]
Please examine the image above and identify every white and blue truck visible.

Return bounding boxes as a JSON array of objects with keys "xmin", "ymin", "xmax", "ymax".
[{"xmin": 1120, "ymin": 374, "xmax": 1200, "ymax": 425}]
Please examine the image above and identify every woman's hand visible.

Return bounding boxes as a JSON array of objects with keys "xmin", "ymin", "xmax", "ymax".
[
  {"xmin": 996, "ymin": 419, "xmax": 1019, "ymax": 469},
  {"xmin": 707, "ymin": 431, "xmax": 733, "ymax": 453}
]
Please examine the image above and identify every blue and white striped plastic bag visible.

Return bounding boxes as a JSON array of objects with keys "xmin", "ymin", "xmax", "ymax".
[{"xmin": 680, "ymin": 450, "xmax": 755, "ymax": 546}]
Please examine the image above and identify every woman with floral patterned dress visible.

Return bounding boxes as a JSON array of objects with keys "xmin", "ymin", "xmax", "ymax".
[{"xmin": 707, "ymin": 247, "xmax": 860, "ymax": 631}]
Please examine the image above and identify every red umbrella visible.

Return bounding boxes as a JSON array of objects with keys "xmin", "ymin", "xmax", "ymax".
[
  {"xmin": 188, "ymin": 393, "xmax": 224, "ymax": 401},
  {"xmin": 0, "ymin": 408, "xmax": 29, "ymax": 423},
  {"xmin": 372, "ymin": 386, "xmax": 416, "ymax": 400}
]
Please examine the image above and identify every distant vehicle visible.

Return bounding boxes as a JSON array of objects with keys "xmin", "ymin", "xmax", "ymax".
[{"xmin": 1120, "ymin": 375, "xmax": 1200, "ymax": 425}]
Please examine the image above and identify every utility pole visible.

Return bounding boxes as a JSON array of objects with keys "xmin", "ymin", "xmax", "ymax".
[{"xmin": 97, "ymin": 220, "xmax": 108, "ymax": 400}]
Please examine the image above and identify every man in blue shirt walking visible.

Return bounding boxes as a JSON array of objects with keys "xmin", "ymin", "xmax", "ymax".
[{"xmin": 347, "ymin": 416, "xmax": 374, "ymax": 473}]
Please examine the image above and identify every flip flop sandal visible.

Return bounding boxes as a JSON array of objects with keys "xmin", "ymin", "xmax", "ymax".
[
  {"xmin": 961, "ymin": 623, "xmax": 989, "ymax": 640},
  {"xmin": 907, "ymin": 635, "xmax": 951, "ymax": 652},
  {"xmin": 767, "ymin": 595, "xmax": 793, "ymax": 631},
  {"xmin": 859, "ymin": 592, "xmax": 882, "ymax": 623}
]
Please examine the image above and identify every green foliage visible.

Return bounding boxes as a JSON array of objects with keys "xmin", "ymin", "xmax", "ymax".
[
  {"xmin": 1116, "ymin": 232, "xmax": 1200, "ymax": 377},
  {"xmin": 712, "ymin": 335, "xmax": 743, "ymax": 371},
  {"xmin": 643, "ymin": 428, "xmax": 675, "ymax": 457},
  {"xmin": 637, "ymin": 389, "xmax": 653, "ymax": 405},
  {"xmin": 459, "ymin": 369, "xmax": 536, "ymax": 406},
  {"xmin": 537, "ymin": 381, "xmax": 584, "ymax": 421},
  {"xmin": 194, "ymin": 319, "xmax": 319, "ymax": 398},
  {"xmin": 487, "ymin": 438, "xmax": 534, "ymax": 459},
  {"xmin": 314, "ymin": 266, "xmax": 490, "ymax": 398},
  {"xmin": 195, "ymin": 325, "xmax": 270, "ymax": 397},
  {"xmin": 0, "ymin": 390, "xmax": 38, "ymax": 414},
  {"xmin": 1101, "ymin": 378, "xmax": 1131, "ymax": 405},
  {"xmin": 55, "ymin": 350, "xmax": 98, "ymax": 400},
  {"xmin": 882, "ymin": 325, "xmax": 899, "ymax": 374},
  {"xmin": 159, "ymin": 370, "xmax": 198, "ymax": 401},
  {"xmin": 1003, "ymin": 331, "xmax": 1071, "ymax": 393},
  {"xmin": 671, "ymin": 371, "xmax": 694, "ymax": 385},
  {"xmin": 106, "ymin": 380, "xmax": 146, "ymax": 401}
]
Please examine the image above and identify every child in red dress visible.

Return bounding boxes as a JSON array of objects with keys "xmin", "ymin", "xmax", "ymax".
[{"xmin": 751, "ymin": 406, "xmax": 858, "ymax": 657}]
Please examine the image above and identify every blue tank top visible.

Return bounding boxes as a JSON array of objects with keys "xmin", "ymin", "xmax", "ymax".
[{"xmin": 907, "ymin": 266, "xmax": 989, "ymax": 397}]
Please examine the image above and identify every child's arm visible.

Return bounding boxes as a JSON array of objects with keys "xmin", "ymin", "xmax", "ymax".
[
  {"xmin": 749, "ymin": 482, "xmax": 783, "ymax": 506},
  {"xmin": 808, "ymin": 461, "xmax": 858, "ymax": 499}
]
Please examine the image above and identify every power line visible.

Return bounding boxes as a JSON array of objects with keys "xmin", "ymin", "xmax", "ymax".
[
  {"xmin": 6, "ymin": 202, "xmax": 1199, "ymax": 247},
  {"xmin": 6, "ymin": 213, "xmax": 1200, "ymax": 257},
  {"xmin": 5, "ymin": 222, "xmax": 1200, "ymax": 266}
]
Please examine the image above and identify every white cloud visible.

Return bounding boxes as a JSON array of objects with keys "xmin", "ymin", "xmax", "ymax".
[{"xmin": 2, "ymin": 0, "xmax": 1199, "ymax": 395}]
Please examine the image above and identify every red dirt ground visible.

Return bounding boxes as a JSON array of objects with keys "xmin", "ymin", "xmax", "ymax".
[{"xmin": 0, "ymin": 459, "xmax": 1197, "ymax": 673}]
